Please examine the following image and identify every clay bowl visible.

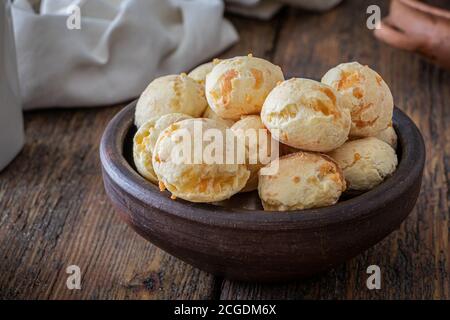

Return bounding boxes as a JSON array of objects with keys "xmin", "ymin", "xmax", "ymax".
[{"xmin": 100, "ymin": 101, "xmax": 425, "ymax": 282}]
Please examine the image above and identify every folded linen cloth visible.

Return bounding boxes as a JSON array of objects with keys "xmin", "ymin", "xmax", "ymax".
[
  {"xmin": 226, "ymin": 0, "xmax": 283, "ymax": 20},
  {"xmin": 11, "ymin": 0, "xmax": 342, "ymax": 110},
  {"xmin": 12, "ymin": 0, "xmax": 238, "ymax": 110},
  {"xmin": 226, "ymin": 0, "xmax": 343, "ymax": 20}
]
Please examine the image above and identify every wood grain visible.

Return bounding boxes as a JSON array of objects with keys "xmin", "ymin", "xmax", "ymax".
[{"xmin": 0, "ymin": 0, "xmax": 448, "ymax": 299}]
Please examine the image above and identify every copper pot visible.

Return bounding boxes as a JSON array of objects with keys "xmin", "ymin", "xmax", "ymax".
[{"xmin": 374, "ymin": 0, "xmax": 450, "ymax": 70}]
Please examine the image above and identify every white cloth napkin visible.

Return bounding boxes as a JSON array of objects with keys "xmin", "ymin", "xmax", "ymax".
[{"xmin": 12, "ymin": 0, "xmax": 238, "ymax": 110}]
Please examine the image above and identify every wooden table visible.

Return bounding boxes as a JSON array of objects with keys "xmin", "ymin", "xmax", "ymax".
[{"xmin": 1, "ymin": 0, "xmax": 449, "ymax": 299}]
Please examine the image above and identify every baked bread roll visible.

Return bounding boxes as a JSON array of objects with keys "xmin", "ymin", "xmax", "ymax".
[
  {"xmin": 203, "ymin": 105, "xmax": 235, "ymax": 128},
  {"xmin": 188, "ymin": 59, "xmax": 220, "ymax": 87},
  {"xmin": 328, "ymin": 137, "xmax": 398, "ymax": 191},
  {"xmin": 152, "ymin": 118, "xmax": 250, "ymax": 202},
  {"xmin": 321, "ymin": 62, "xmax": 393, "ymax": 137},
  {"xmin": 261, "ymin": 78, "xmax": 351, "ymax": 152},
  {"xmin": 205, "ymin": 55, "xmax": 284, "ymax": 120},
  {"xmin": 135, "ymin": 74, "xmax": 207, "ymax": 127},
  {"xmin": 231, "ymin": 115, "xmax": 276, "ymax": 192},
  {"xmin": 374, "ymin": 123, "xmax": 397, "ymax": 149},
  {"xmin": 258, "ymin": 152, "xmax": 346, "ymax": 211},
  {"xmin": 133, "ymin": 113, "xmax": 192, "ymax": 184}
]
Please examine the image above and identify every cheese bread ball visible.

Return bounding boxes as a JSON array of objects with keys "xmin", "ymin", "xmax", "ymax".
[
  {"xmin": 188, "ymin": 59, "xmax": 220, "ymax": 86},
  {"xmin": 261, "ymin": 78, "xmax": 351, "ymax": 152},
  {"xmin": 188, "ymin": 62, "xmax": 214, "ymax": 86},
  {"xmin": 231, "ymin": 115, "xmax": 276, "ymax": 192},
  {"xmin": 374, "ymin": 123, "xmax": 397, "ymax": 149},
  {"xmin": 205, "ymin": 55, "xmax": 284, "ymax": 120},
  {"xmin": 203, "ymin": 105, "xmax": 235, "ymax": 128},
  {"xmin": 258, "ymin": 152, "xmax": 346, "ymax": 211},
  {"xmin": 133, "ymin": 113, "xmax": 192, "ymax": 184},
  {"xmin": 328, "ymin": 137, "xmax": 398, "ymax": 191},
  {"xmin": 321, "ymin": 62, "xmax": 393, "ymax": 137},
  {"xmin": 152, "ymin": 118, "xmax": 250, "ymax": 202},
  {"xmin": 135, "ymin": 74, "xmax": 207, "ymax": 127}
]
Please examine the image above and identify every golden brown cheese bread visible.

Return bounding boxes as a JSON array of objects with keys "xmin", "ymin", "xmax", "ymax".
[
  {"xmin": 231, "ymin": 115, "xmax": 276, "ymax": 192},
  {"xmin": 328, "ymin": 137, "xmax": 398, "ymax": 191},
  {"xmin": 205, "ymin": 55, "xmax": 284, "ymax": 120},
  {"xmin": 152, "ymin": 118, "xmax": 250, "ymax": 202},
  {"xmin": 261, "ymin": 78, "xmax": 351, "ymax": 152},
  {"xmin": 188, "ymin": 59, "xmax": 221, "ymax": 87},
  {"xmin": 258, "ymin": 152, "xmax": 346, "ymax": 211},
  {"xmin": 321, "ymin": 62, "xmax": 393, "ymax": 138},
  {"xmin": 133, "ymin": 113, "xmax": 192, "ymax": 184},
  {"xmin": 202, "ymin": 105, "xmax": 235, "ymax": 128},
  {"xmin": 135, "ymin": 74, "xmax": 207, "ymax": 127},
  {"xmin": 374, "ymin": 123, "xmax": 397, "ymax": 149}
]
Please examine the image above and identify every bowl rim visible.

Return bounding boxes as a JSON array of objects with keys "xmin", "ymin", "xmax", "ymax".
[{"xmin": 100, "ymin": 100, "xmax": 425, "ymax": 231}]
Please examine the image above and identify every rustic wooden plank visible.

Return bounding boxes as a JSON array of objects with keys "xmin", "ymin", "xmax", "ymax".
[
  {"xmin": 220, "ymin": 0, "xmax": 449, "ymax": 299},
  {"xmin": 221, "ymin": 13, "xmax": 284, "ymax": 60}
]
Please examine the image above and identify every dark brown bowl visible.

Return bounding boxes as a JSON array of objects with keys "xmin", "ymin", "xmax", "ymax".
[{"xmin": 100, "ymin": 101, "xmax": 425, "ymax": 282}]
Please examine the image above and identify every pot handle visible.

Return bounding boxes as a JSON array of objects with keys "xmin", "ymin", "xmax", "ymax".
[{"xmin": 374, "ymin": 18, "xmax": 423, "ymax": 52}]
